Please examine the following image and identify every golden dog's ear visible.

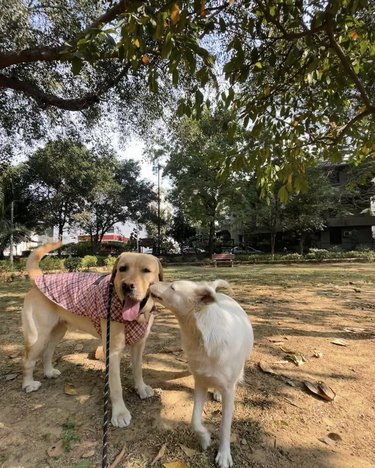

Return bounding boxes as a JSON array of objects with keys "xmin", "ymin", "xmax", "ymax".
[
  {"xmin": 156, "ymin": 257, "xmax": 163, "ymax": 281},
  {"xmin": 110, "ymin": 256, "xmax": 120, "ymax": 283}
]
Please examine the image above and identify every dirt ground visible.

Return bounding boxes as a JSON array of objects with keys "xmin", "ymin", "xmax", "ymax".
[{"xmin": 1, "ymin": 263, "xmax": 375, "ymax": 468}]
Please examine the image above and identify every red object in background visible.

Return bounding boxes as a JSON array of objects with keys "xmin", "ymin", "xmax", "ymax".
[{"xmin": 78, "ymin": 234, "xmax": 129, "ymax": 244}]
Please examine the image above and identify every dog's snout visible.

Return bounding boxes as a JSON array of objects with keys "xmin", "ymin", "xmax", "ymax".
[{"xmin": 122, "ymin": 282, "xmax": 135, "ymax": 294}]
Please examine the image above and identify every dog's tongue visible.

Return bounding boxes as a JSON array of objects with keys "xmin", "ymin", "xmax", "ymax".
[{"xmin": 122, "ymin": 297, "xmax": 140, "ymax": 321}]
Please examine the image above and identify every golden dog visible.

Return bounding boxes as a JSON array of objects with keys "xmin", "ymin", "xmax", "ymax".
[{"xmin": 21, "ymin": 242, "xmax": 162, "ymax": 427}]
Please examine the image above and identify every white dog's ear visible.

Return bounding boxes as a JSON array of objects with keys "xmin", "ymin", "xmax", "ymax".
[
  {"xmin": 195, "ymin": 286, "xmax": 216, "ymax": 304},
  {"xmin": 212, "ymin": 279, "xmax": 233, "ymax": 295}
]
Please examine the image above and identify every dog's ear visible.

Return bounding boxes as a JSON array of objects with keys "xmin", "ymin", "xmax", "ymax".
[
  {"xmin": 195, "ymin": 286, "xmax": 216, "ymax": 304},
  {"xmin": 212, "ymin": 279, "xmax": 233, "ymax": 295},
  {"xmin": 156, "ymin": 258, "xmax": 163, "ymax": 281},
  {"xmin": 110, "ymin": 256, "xmax": 120, "ymax": 283}
]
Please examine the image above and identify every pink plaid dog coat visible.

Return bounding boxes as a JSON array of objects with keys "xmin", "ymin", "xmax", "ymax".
[{"xmin": 35, "ymin": 273, "xmax": 150, "ymax": 345}]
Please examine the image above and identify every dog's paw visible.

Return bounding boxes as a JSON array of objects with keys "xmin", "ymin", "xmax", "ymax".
[
  {"xmin": 197, "ymin": 429, "xmax": 211, "ymax": 450},
  {"xmin": 213, "ymin": 389, "xmax": 222, "ymax": 402},
  {"xmin": 44, "ymin": 368, "xmax": 61, "ymax": 379},
  {"xmin": 111, "ymin": 408, "xmax": 132, "ymax": 428},
  {"xmin": 215, "ymin": 449, "xmax": 233, "ymax": 468},
  {"xmin": 136, "ymin": 384, "xmax": 154, "ymax": 399},
  {"xmin": 23, "ymin": 380, "xmax": 42, "ymax": 393}
]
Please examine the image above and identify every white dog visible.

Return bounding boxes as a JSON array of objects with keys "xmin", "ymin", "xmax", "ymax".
[{"xmin": 150, "ymin": 279, "xmax": 253, "ymax": 468}]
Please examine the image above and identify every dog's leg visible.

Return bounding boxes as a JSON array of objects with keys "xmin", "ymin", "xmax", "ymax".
[
  {"xmin": 22, "ymin": 337, "xmax": 48, "ymax": 393},
  {"xmin": 101, "ymin": 320, "xmax": 131, "ymax": 428},
  {"xmin": 130, "ymin": 337, "xmax": 154, "ymax": 399},
  {"xmin": 43, "ymin": 321, "xmax": 67, "ymax": 378},
  {"xmin": 215, "ymin": 385, "xmax": 235, "ymax": 468},
  {"xmin": 192, "ymin": 379, "xmax": 211, "ymax": 450}
]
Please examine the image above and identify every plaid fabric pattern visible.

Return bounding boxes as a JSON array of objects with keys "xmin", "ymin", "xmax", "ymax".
[{"xmin": 35, "ymin": 272, "xmax": 149, "ymax": 346}]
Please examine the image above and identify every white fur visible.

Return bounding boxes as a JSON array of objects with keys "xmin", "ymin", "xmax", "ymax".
[{"xmin": 150, "ymin": 280, "xmax": 254, "ymax": 468}]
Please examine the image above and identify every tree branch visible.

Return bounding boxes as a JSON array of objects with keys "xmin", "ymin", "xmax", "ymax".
[
  {"xmin": 325, "ymin": 21, "xmax": 374, "ymax": 111},
  {"xmin": 0, "ymin": 0, "xmax": 136, "ymax": 70},
  {"xmin": 0, "ymin": 67, "xmax": 129, "ymax": 110}
]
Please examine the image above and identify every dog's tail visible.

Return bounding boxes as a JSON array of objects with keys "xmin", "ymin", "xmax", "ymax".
[
  {"xmin": 212, "ymin": 279, "xmax": 234, "ymax": 296},
  {"xmin": 26, "ymin": 241, "xmax": 63, "ymax": 284}
]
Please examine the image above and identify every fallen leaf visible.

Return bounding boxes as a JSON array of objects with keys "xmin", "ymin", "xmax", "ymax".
[
  {"xmin": 258, "ymin": 361, "xmax": 279, "ymax": 375},
  {"xmin": 163, "ymin": 462, "xmax": 189, "ymax": 468},
  {"xmin": 179, "ymin": 444, "xmax": 197, "ymax": 457},
  {"xmin": 280, "ymin": 348, "xmax": 307, "ymax": 366},
  {"xmin": 285, "ymin": 379, "xmax": 296, "ymax": 387},
  {"xmin": 304, "ymin": 381, "xmax": 336, "ymax": 401},
  {"xmin": 79, "ymin": 441, "xmax": 97, "ymax": 458},
  {"xmin": 319, "ymin": 432, "xmax": 342, "ymax": 446},
  {"xmin": 109, "ymin": 444, "xmax": 126, "ymax": 468},
  {"xmin": 353, "ymin": 288, "xmax": 361, "ymax": 292},
  {"xmin": 64, "ymin": 383, "xmax": 77, "ymax": 395},
  {"xmin": 151, "ymin": 444, "xmax": 166, "ymax": 466},
  {"xmin": 313, "ymin": 351, "xmax": 323, "ymax": 358},
  {"xmin": 47, "ymin": 441, "xmax": 64, "ymax": 458},
  {"xmin": 331, "ymin": 339, "xmax": 349, "ymax": 346},
  {"xmin": 343, "ymin": 327, "xmax": 366, "ymax": 333},
  {"xmin": 268, "ymin": 336, "xmax": 288, "ymax": 343},
  {"xmin": 5, "ymin": 373, "xmax": 18, "ymax": 381},
  {"xmin": 8, "ymin": 351, "xmax": 21, "ymax": 359}
]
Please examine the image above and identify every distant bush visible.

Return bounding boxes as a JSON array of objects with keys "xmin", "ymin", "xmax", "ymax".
[
  {"xmin": 40, "ymin": 256, "xmax": 64, "ymax": 271},
  {"xmin": 283, "ymin": 253, "xmax": 302, "ymax": 261},
  {"xmin": 64, "ymin": 257, "xmax": 82, "ymax": 272},
  {"xmin": 104, "ymin": 256, "xmax": 117, "ymax": 268},
  {"xmin": 81, "ymin": 255, "xmax": 97, "ymax": 270},
  {"xmin": 306, "ymin": 249, "xmax": 329, "ymax": 261},
  {"xmin": 0, "ymin": 259, "xmax": 28, "ymax": 272}
]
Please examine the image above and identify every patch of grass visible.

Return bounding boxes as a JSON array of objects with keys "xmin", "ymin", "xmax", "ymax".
[{"xmin": 61, "ymin": 418, "xmax": 80, "ymax": 452}]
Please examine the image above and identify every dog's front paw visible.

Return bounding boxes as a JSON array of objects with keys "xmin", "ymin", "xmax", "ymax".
[
  {"xmin": 111, "ymin": 407, "xmax": 132, "ymax": 428},
  {"xmin": 23, "ymin": 380, "xmax": 42, "ymax": 393},
  {"xmin": 215, "ymin": 449, "xmax": 233, "ymax": 468},
  {"xmin": 44, "ymin": 368, "xmax": 61, "ymax": 379},
  {"xmin": 197, "ymin": 429, "xmax": 211, "ymax": 450},
  {"xmin": 136, "ymin": 384, "xmax": 154, "ymax": 399}
]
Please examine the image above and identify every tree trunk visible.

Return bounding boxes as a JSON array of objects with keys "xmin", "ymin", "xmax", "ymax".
[
  {"xmin": 270, "ymin": 232, "xmax": 276, "ymax": 260},
  {"xmin": 207, "ymin": 219, "xmax": 216, "ymax": 257},
  {"xmin": 299, "ymin": 234, "xmax": 304, "ymax": 256}
]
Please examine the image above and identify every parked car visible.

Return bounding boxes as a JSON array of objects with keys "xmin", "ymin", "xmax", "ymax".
[{"xmin": 232, "ymin": 246, "xmax": 263, "ymax": 255}]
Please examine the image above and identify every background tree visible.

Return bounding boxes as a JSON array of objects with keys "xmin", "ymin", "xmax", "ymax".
[
  {"xmin": 160, "ymin": 110, "xmax": 240, "ymax": 256},
  {"xmin": 167, "ymin": 206, "xmax": 196, "ymax": 252},
  {"xmin": 283, "ymin": 168, "xmax": 338, "ymax": 254},
  {"xmin": 25, "ymin": 140, "xmax": 101, "ymax": 241},
  {"xmin": 72, "ymin": 158, "xmax": 155, "ymax": 254}
]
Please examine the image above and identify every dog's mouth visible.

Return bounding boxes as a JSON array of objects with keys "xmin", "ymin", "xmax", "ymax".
[{"xmin": 120, "ymin": 293, "xmax": 150, "ymax": 321}]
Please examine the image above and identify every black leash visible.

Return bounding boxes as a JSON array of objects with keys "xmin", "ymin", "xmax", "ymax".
[{"xmin": 102, "ymin": 281, "xmax": 114, "ymax": 468}]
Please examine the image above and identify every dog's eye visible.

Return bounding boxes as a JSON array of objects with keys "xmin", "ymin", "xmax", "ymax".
[
  {"xmin": 143, "ymin": 268, "xmax": 151, "ymax": 273},
  {"xmin": 119, "ymin": 265, "xmax": 128, "ymax": 272}
]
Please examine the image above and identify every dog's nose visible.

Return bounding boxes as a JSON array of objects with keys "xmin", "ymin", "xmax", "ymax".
[{"xmin": 122, "ymin": 283, "xmax": 135, "ymax": 294}]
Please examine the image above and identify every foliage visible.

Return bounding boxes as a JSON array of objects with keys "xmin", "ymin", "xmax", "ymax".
[
  {"xmin": 64, "ymin": 257, "xmax": 82, "ymax": 272},
  {"xmin": 72, "ymin": 158, "xmax": 155, "ymax": 254},
  {"xmin": 158, "ymin": 109, "xmax": 241, "ymax": 255},
  {"xmin": 167, "ymin": 207, "xmax": 196, "ymax": 249},
  {"xmin": 40, "ymin": 256, "xmax": 64, "ymax": 271},
  {"xmin": 218, "ymin": 0, "xmax": 375, "ymax": 191},
  {"xmin": 25, "ymin": 140, "xmax": 103, "ymax": 239},
  {"xmin": 104, "ymin": 255, "xmax": 117, "ymax": 268},
  {"xmin": 81, "ymin": 255, "xmax": 98, "ymax": 270}
]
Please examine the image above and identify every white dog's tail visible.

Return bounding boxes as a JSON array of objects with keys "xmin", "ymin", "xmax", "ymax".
[
  {"xmin": 211, "ymin": 279, "xmax": 234, "ymax": 295},
  {"xmin": 26, "ymin": 241, "xmax": 63, "ymax": 284}
]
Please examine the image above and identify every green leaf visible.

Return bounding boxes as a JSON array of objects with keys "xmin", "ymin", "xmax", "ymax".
[{"xmin": 71, "ymin": 57, "xmax": 83, "ymax": 76}]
